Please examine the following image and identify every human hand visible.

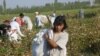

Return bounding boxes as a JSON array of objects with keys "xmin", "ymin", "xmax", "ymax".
[{"xmin": 43, "ymin": 33, "xmax": 49, "ymax": 40}]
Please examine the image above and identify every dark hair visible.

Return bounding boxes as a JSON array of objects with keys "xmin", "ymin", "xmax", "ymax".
[
  {"xmin": 7, "ymin": 25, "xmax": 11, "ymax": 30},
  {"xmin": 53, "ymin": 15, "xmax": 68, "ymax": 31},
  {"xmin": 3, "ymin": 20, "xmax": 10, "ymax": 23},
  {"xmin": 19, "ymin": 13, "xmax": 24, "ymax": 18}
]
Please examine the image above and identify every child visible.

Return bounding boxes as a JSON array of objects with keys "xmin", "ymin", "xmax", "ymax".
[
  {"xmin": 32, "ymin": 15, "xmax": 69, "ymax": 56},
  {"xmin": 44, "ymin": 15, "xmax": 69, "ymax": 56}
]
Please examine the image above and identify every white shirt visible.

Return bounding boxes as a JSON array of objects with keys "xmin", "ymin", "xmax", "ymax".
[
  {"xmin": 44, "ymin": 31, "xmax": 69, "ymax": 56},
  {"xmin": 23, "ymin": 16, "xmax": 33, "ymax": 26},
  {"xmin": 10, "ymin": 21, "xmax": 24, "ymax": 36},
  {"xmin": 22, "ymin": 16, "xmax": 33, "ymax": 30}
]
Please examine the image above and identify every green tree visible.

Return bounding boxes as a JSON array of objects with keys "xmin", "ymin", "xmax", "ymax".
[
  {"xmin": 0, "ymin": 5, "xmax": 3, "ymax": 14},
  {"xmin": 53, "ymin": 0, "xmax": 58, "ymax": 12},
  {"xmin": 3, "ymin": 0, "xmax": 6, "ymax": 14},
  {"xmin": 95, "ymin": 0, "xmax": 100, "ymax": 4}
]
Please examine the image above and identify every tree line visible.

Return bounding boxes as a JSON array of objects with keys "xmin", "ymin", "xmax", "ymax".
[{"xmin": 0, "ymin": 0, "xmax": 100, "ymax": 14}]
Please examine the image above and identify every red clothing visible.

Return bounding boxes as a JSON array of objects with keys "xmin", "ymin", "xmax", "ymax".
[{"xmin": 15, "ymin": 17, "xmax": 25, "ymax": 26}]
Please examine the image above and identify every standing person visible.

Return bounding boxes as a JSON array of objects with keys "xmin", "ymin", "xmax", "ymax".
[
  {"xmin": 34, "ymin": 11, "xmax": 45, "ymax": 28},
  {"xmin": 34, "ymin": 12, "xmax": 49, "ymax": 28},
  {"xmin": 44, "ymin": 15, "xmax": 69, "ymax": 56}
]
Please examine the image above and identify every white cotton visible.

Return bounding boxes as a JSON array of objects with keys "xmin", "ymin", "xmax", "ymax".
[
  {"xmin": 32, "ymin": 29, "xmax": 48, "ymax": 56},
  {"xmin": 32, "ymin": 29, "xmax": 54, "ymax": 56},
  {"xmin": 33, "ymin": 29, "xmax": 48, "ymax": 44}
]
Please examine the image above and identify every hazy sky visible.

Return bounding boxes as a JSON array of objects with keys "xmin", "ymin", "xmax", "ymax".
[{"xmin": 0, "ymin": 0, "xmax": 88, "ymax": 8}]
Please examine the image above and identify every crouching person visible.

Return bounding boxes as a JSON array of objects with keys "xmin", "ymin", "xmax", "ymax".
[
  {"xmin": 0, "ymin": 20, "xmax": 11, "ymax": 42},
  {"xmin": 7, "ymin": 20, "xmax": 25, "ymax": 44}
]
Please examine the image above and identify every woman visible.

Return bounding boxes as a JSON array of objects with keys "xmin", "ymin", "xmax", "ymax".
[
  {"xmin": 8, "ymin": 20, "xmax": 25, "ymax": 43},
  {"xmin": 44, "ymin": 15, "xmax": 69, "ymax": 56}
]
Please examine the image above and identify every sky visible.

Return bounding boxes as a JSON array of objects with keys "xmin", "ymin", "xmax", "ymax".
[{"xmin": 0, "ymin": 0, "xmax": 89, "ymax": 9}]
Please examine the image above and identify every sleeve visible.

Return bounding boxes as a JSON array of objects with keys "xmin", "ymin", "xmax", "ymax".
[{"xmin": 56, "ymin": 32, "xmax": 69, "ymax": 49}]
